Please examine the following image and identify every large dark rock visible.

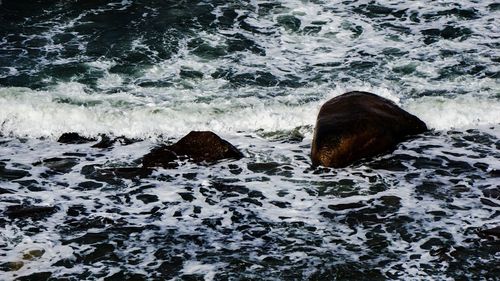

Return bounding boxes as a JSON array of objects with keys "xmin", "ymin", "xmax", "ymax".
[
  {"xmin": 311, "ymin": 91, "xmax": 428, "ymax": 168},
  {"xmin": 143, "ymin": 131, "xmax": 243, "ymax": 168}
]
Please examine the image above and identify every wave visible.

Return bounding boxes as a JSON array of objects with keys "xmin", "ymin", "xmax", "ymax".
[{"xmin": 1, "ymin": 82, "xmax": 498, "ymax": 139}]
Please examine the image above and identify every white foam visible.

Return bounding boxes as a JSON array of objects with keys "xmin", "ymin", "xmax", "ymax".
[
  {"xmin": 406, "ymin": 94, "xmax": 500, "ymax": 130},
  {"xmin": 0, "ymin": 67, "xmax": 19, "ymax": 78},
  {"xmin": 181, "ymin": 261, "xmax": 219, "ymax": 281},
  {"xmin": 1, "ymin": 82, "xmax": 499, "ymax": 139}
]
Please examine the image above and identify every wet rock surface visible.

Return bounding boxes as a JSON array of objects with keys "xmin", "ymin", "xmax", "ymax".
[
  {"xmin": 57, "ymin": 132, "xmax": 96, "ymax": 144},
  {"xmin": 142, "ymin": 147, "xmax": 179, "ymax": 169},
  {"xmin": 57, "ymin": 133, "xmax": 139, "ymax": 148},
  {"xmin": 143, "ymin": 131, "xmax": 243, "ymax": 168},
  {"xmin": 311, "ymin": 91, "xmax": 427, "ymax": 168},
  {"xmin": 92, "ymin": 135, "xmax": 141, "ymax": 149}
]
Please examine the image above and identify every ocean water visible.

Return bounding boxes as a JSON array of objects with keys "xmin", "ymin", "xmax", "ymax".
[{"xmin": 0, "ymin": 0, "xmax": 499, "ymax": 280}]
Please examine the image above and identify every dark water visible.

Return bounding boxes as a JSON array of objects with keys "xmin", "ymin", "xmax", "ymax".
[{"xmin": 0, "ymin": 1, "xmax": 499, "ymax": 280}]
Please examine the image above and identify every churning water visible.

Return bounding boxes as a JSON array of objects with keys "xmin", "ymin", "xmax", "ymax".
[{"xmin": 0, "ymin": 0, "xmax": 499, "ymax": 280}]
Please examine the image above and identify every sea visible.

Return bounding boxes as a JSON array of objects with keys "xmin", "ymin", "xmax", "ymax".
[{"xmin": 0, "ymin": 0, "xmax": 499, "ymax": 280}]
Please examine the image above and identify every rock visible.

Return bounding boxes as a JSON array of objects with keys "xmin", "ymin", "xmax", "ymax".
[
  {"xmin": 91, "ymin": 134, "xmax": 115, "ymax": 148},
  {"xmin": 311, "ymin": 91, "xmax": 428, "ymax": 167},
  {"xmin": 170, "ymin": 131, "xmax": 244, "ymax": 162},
  {"xmin": 91, "ymin": 135, "xmax": 141, "ymax": 148},
  {"xmin": 57, "ymin": 132, "xmax": 96, "ymax": 144},
  {"xmin": 142, "ymin": 146, "xmax": 178, "ymax": 169},
  {"xmin": 143, "ymin": 131, "xmax": 243, "ymax": 168}
]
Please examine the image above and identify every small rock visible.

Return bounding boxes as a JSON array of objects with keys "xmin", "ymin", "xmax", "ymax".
[
  {"xmin": 91, "ymin": 135, "xmax": 140, "ymax": 148},
  {"xmin": 91, "ymin": 134, "xmax": 115, "ymax": 148},
  {"xmin": 171, "ymin": 131, "xmax": 243, "ymax": 162},
  {"xmin": 142, "ymin": 146, "xmax": 178, "ymax": 169},
  {"xmin": 143, "ymin": 131, "xmax": 243, "ymax": 168},
  {"xmin": 57, "ymin": 132, "xmax": 96, "ymax": 144}
]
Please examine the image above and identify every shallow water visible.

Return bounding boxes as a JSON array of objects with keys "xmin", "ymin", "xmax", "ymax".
[{"xmin": 0, "ymin": 0, "xmax": 499, "ymax": 280}]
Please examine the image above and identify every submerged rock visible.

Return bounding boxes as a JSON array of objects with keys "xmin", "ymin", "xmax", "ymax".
[
  {"xmin": 143, "ymin": 131, "xmax": 243, "ymax": 168},
  {"xmin": 311, "ymin": 91, "xmax": 428, "ymax": 168}
]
